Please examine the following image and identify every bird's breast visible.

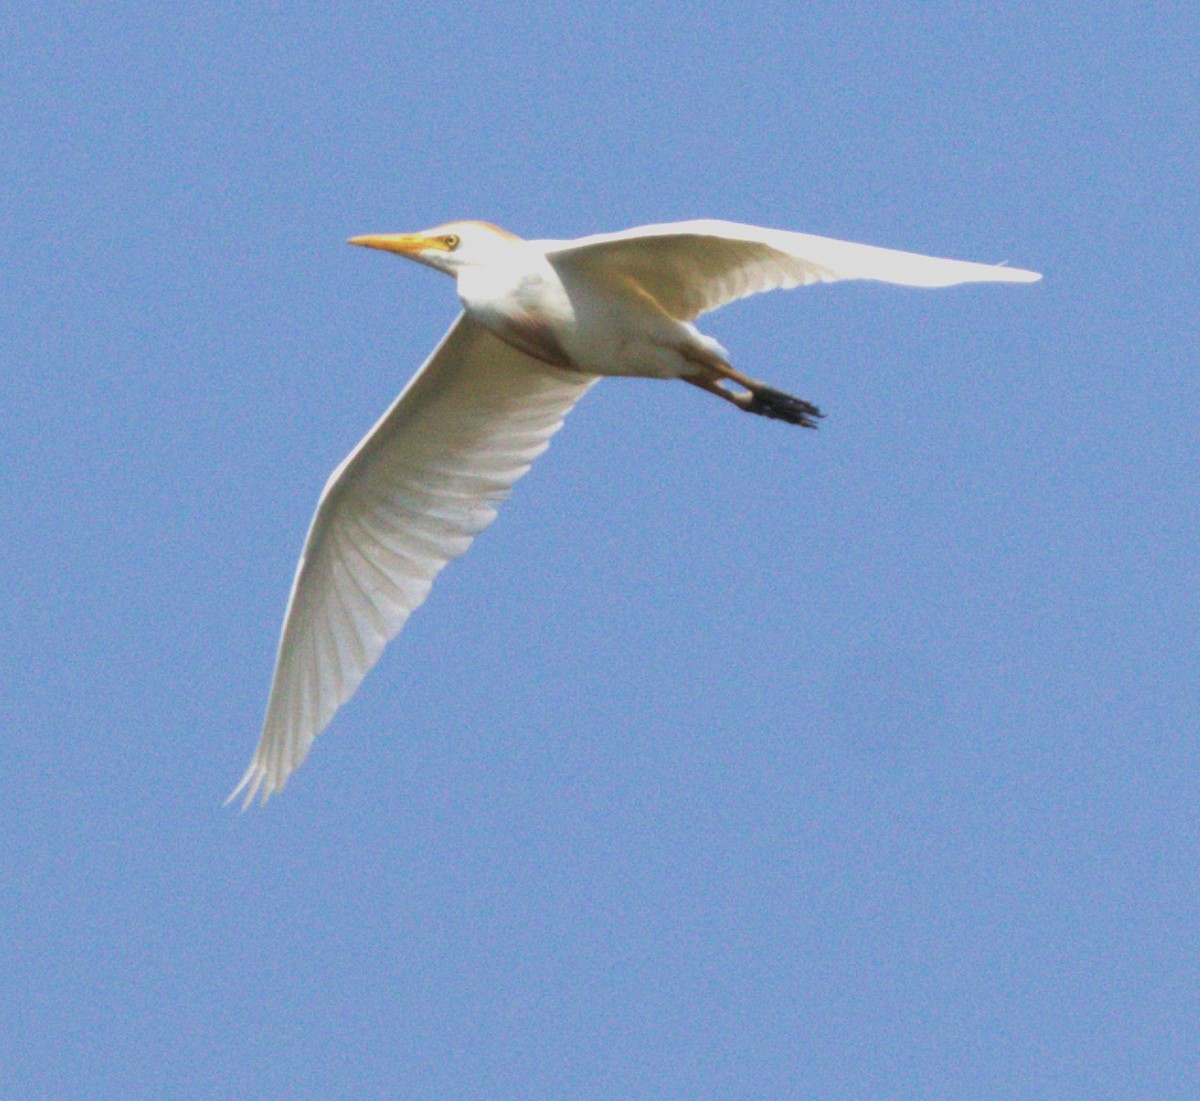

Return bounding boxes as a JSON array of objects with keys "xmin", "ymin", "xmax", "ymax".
[{"xmin": 458, "ymin": 266, "xmax": 576, "ymax": 368}]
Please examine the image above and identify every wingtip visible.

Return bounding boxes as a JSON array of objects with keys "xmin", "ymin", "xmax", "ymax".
[
  {"xmin": 994, "ymin": 262, "xmax": 1043, "ymax": 283},
  {"xmin": 225, "ymin": 759, "xmax": 272, "ymax": 812}
]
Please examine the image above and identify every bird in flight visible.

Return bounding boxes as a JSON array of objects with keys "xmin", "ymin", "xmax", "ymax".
[{"xmin": 229, "ymin": 219, "xmax": 1040, "ymax": 806}]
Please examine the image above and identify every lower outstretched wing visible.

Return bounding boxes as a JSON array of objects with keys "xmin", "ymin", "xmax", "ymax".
[{"xmin": 230, "ymin": 314, "xmax": 597, "ymax": 807}]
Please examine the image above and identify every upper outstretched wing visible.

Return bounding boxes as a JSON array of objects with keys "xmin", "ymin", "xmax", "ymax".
[
  {"xmin": 545, "ymin": 219, "xmax": 1041, "ymax": 321},
  {"xmin": 230, "ymin": 314, "xmax": 597, "ymax": 807}
]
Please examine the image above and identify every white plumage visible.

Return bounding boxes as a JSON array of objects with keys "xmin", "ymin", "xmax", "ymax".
[
  {"xmin": 230, "ymin": 219, "xmax": 1039, "ymax": 806},
  {"xmin": 547, "ymin": 220, "xmax": 1039, "ymax": 320}
]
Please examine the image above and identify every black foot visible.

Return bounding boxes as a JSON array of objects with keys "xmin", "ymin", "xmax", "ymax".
[{"xmin": 745, "ymin": 385, "xmax": 824, "ymax": 429}]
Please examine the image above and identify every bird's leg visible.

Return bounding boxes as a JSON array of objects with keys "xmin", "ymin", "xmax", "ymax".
[{"xmin": 682, "ymin": 354, "xmax": 824, "ymax": 430}]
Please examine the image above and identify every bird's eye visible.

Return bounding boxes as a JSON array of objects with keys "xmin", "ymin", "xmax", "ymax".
[{"xmin": 441, "ymin": 234, "xmax": 460, "ymax": 250}]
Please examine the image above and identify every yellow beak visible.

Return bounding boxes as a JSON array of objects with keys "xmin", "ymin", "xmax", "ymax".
[{"xmin": 347, "ymin": 233, "xmax": 437, "ymax": 257}]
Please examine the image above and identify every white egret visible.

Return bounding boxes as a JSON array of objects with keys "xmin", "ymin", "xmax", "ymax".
[{"xmin": 229, "ymin": 219, "xmax": 1040, "ymax": 806}]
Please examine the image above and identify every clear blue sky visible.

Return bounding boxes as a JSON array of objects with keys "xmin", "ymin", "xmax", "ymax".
[{"xmin": 3, "ymin": 4, "xmax": 1196, "ymax": 1098}]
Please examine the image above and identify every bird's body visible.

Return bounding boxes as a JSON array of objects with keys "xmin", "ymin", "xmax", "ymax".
[
  {"xmin": 420, "ymin": 225, "xmax": 725, "ymax": 380},
  {"xmin": 229, "ymin": 219, "xmax": 1040, "ymax": 806}
]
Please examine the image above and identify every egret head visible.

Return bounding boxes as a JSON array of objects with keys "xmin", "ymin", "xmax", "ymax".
[{"xmin": 348, "ymin": 221, "xmax": 522, "ymax": 275}]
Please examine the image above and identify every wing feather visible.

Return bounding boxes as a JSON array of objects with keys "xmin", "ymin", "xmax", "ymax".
[
  {"xmin": 230, "ymin": 314, "xmax": 596, "ymax": 807},
  {"xmin": 545, "ymin": 219, "xmax": 1041, "ymax": 321}
]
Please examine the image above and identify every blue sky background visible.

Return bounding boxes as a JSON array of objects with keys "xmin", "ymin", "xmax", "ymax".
[{"xmin": 3, "ymin": 4, "xmax": 1197, "ymax": 1098}]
